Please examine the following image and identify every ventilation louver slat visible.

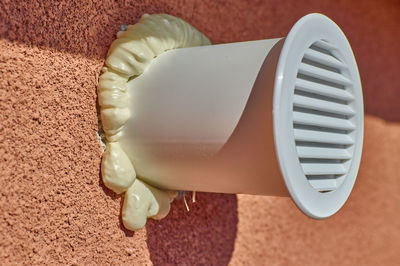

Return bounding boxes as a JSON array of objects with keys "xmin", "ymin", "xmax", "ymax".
[
  {"xmin": 303, "ymin": 49, "xmax": 346, "ymax": 70},
  {"xmin": 293, "ymin": 128, "xmax": 354, "ymax": 145},
  {"xmin": 312, "ymin": 40, "xmax": 338, "ymax": 51},
  {"xmin": 293, "ymin": 112, "xmax": 355, "ymax": 131},
  {"xmin": 298, "ymin": 63, "xmax": 352, "ymax": 86},
  {"xmin": 301, "ymin": 163, "xmax": 346, "ymax": 175},
  {"xmin": 293, "ymin": 95, "xmax": 355, "ymax": 116},
  {"xmin": 296, "ymin": 146, "xmax": 352, "ymax": 160},
  {"xmin": 295, "ymin": 79, "xmax": 354, "ymax": 101}
]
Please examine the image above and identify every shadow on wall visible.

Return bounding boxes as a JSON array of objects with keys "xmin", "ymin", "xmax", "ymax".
[{"xmin": 146, "ymin": 193, "xmax": 238, "ymax": 266}]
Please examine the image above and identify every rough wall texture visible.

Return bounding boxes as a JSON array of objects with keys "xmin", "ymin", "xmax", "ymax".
[{"xmin": 0, "ymin": 0, "xmax": 399, "ymax": 265}]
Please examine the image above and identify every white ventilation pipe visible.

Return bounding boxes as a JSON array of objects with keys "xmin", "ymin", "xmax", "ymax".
[{"xmin": 119, "ymin": 14, "xmax": 364, "ymax": 219}]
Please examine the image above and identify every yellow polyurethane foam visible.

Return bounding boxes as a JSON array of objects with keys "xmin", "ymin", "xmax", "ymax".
[{"xmin": 98, "ymin": 14, "xmax": 210, "ymax": 230}]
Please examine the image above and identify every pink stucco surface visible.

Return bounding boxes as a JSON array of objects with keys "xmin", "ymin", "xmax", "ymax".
[{"xmin": 1, "ymin": 0, "xmax": 399, "ymax": 265}]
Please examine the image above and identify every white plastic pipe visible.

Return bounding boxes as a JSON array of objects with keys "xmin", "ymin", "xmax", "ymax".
[{"xmin": 120, "ymin": 38, "xmax": 288, "ymax": 196}]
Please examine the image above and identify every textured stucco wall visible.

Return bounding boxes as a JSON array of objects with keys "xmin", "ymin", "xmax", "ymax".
[{"xmin": 1, "ymin": 0, "xmax": 399, "ymax": 265}]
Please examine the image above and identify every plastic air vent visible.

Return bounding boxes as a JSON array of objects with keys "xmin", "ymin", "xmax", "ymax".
[
  {"xmin": 293, "ymin": 40, "xmax": 356, "ymax": 193},
  {"xmin": 107, "ymin": 13, "xmax": 364, "ymax": 229}
]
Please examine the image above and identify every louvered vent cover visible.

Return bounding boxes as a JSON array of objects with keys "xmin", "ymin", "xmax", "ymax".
[
  {"xmin": 273, "ymin": 14, "xmax": 363, "ymax": 218},
  {"xmin": 293, "ymin": 40, "xmax": 356, "ymax": 193}
]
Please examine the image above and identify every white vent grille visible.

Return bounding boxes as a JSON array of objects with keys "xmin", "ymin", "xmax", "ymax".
[
  {"xmin": 275, "ymin": 14, "xmax": 363, "ymax": 218},
  {"xmin": 293, "ymin": 40, "xmax": 356, "ymax": 193}
]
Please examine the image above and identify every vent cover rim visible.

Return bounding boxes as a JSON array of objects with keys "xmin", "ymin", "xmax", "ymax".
[{"xmin": 273, "ymin": 13, "xmax": 364, "ymax": 219}]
